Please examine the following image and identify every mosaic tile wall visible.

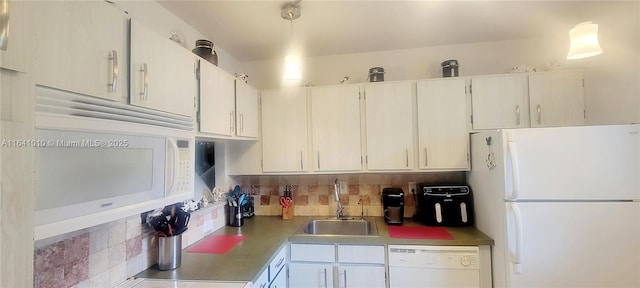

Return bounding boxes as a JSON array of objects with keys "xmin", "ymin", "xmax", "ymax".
[
  {"xmin": 232, "ymin": 172, "xmax": 466, "ymax": 218},
  {"xmin": 33, "ymin": 203, "xmax": 225, "ymax": 288}
]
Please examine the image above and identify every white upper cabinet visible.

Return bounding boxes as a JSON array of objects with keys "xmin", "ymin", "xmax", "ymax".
[
  {"xmin": 528, "ymin": 70, "xmax": 585, "ymax": 127},
  {"xmin": 471, "ymin": 74, "xmax": 530, "ymax": 130},
  {"xmin": 261, "ymin": 88, "xmax": 308, "ymax": 173},
  {"xmin": 35, "ymin": 1, "xmax": 128, "ymax": 102},
  {"xmin": 198, "ymin": 59, "xmax": 236, "ymax": 136},
  {"xmin": 130, "ymin": 19, "xmax": 196, "ymax": 117},
  {"xmin": 364, "ymin": 82, "xmax": 415, "ymax": 170},
  {"xmin": 1, "ymin": 0, "xmax": 33, "ymax": 73},
  {"xmin": 310, "ymin": 85, "xmax": 362, "ymax": 172},
  {"xmin": 417, "ymin": 78, "xmax": 469, "ymax": 170},
  {"xmin": 235, "ymin": 80, "xmax": 259, "ymax": 139}
]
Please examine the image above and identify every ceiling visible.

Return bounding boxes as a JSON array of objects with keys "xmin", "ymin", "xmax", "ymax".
[{"xmin": 158, "ymin": 0, "xmax": 592, "ymax": 62}]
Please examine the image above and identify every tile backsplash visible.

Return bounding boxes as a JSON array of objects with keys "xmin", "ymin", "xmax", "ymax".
[
  {"xmin": 33, "ymin": 203, "xmax": 225, "ymax": 288},
  {"xmin": 232, "ymin": 172, "xmax": 466, "ymax": 218}
]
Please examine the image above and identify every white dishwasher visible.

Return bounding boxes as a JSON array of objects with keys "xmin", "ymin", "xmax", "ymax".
[{"xmin": 388, "ymin": 245, "xmax": 480, "ymax": 288}]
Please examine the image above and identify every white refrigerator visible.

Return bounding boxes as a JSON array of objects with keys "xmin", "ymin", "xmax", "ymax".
[{"xmin": 468, "ymin": 125, "xmax": 640, "ymax": 288}]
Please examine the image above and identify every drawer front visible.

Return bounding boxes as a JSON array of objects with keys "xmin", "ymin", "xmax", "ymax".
[
  {"xmin": 338, "ymin": 245, "xmax": 385, "ymax": 264},
  {"xmin": 290, "ymin": 243, "xmax": 335, "ymax": 262},
  {"xmin": 269, "ymin": 246, "xmax": 287, "ymax": 282},
  {"xmin": 254, "ymin": 268, "xmax": 269, "ymax": 288}
]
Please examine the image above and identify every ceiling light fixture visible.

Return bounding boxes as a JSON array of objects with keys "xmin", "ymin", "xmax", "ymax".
[
  {"xmin": 567, "ymin": 21, "xmax": 603, "ymax": 60},
  {"xmin": 281, "ymin": 2, "xmax": 301, "ymax": 80}
]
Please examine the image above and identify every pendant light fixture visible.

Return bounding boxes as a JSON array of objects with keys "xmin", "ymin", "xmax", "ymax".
[
  {"xmin": 281, "ymin": 2, "xmax": 301, "ymax": 80},
  {"xmin": 566, "ymin": 21, "xmax": 603, "ymax": 60}
]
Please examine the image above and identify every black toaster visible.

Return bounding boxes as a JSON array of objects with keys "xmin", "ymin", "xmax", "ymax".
[{"xmin": 417, "ymin": 185, "xmax": 474, "ymax": 226}]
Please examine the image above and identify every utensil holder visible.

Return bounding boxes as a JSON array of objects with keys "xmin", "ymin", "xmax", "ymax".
[
  {"xmin": 158, "ymin": 234, "xmax": 182, "ymax": 270},
  {"xmin": 226, "ymin": 204, "xmax": 244, "ymax": 227},
  {"xmin": 282, "ymin": 202, "xmax": 294, "ymax": 220}
]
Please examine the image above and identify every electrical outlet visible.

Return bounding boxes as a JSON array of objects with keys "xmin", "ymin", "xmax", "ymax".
[
  {"xmin": 203, "ymin": 219, "xmax": 214, "ymax": 233},
  {"xmin": 339, "ymin": 180, "xmax": 348, "ymax": 194},
  {"xmin": 408, "ymin": 182, "xmax": 417, "ymax": 194}
]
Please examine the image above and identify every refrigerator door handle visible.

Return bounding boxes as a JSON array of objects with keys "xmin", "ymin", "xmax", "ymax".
[
  {"xmin": 506, "ymin": 202, "xmax": 523, "ymax": 274},
  {"xmin": 507, "ymin": 141, "xmax": 521, "ymax": 200}
]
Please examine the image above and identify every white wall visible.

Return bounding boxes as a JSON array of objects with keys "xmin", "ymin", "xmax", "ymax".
[{"xmin": 242, "ymin": 1, "xmax": 640, "ymax": 125}]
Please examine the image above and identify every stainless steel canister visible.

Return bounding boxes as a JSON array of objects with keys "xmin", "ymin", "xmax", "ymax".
[
  {"xmin": 158, "ymin": 234, "xmax": 182, "ymax": 270},
  {"xmin": 441, "ymin": 60, "xmax": 459, "ymax": 77}
]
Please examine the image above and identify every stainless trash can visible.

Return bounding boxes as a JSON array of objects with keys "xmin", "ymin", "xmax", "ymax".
[{"xmin": 158, "ymin": 234, "xmax": 182, "ymax": 270}]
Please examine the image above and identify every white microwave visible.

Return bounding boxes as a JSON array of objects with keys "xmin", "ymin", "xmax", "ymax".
[
  {"xmin": 34, "ymin": 86, "xmax": 195, "ymax": 239},
  {"xmin": 34, "ymin": 129, "xmax": 193, "ymax": 226}
]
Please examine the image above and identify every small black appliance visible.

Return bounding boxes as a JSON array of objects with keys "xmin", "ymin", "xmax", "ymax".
[
  {"xmin": 368, "ymin": 67, "xmax": 385, "ymax": 82},
  {"xmin": 382, "ymin": 188, "xmax": 404, "ymax": 225},
  {"xmin": 417, "ymin": 185, "xmax": 474, "ymax": 226}
]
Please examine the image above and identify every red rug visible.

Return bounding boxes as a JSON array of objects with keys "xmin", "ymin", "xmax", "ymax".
[
  {"xmin": 388, "ymin": 226, "xmax": 454, "ymax": 240},
  {"xmin": 187, "ymin": 235, "xmax": 246, "ymax": 254}
]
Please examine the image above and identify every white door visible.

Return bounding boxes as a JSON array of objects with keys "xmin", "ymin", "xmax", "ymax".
[
  {"xmin": 528, "ymin": 70, "xmax": 585, "ymax": 127},
  {"xmin": 310, "ymin": 85, "xmax": 362, "ymax": 172},
  {"xmin": 338, "ymin": 266, "xmax": 385, "ymax": 288},
  {"xmin": 130, "ymin": 20, "xmax": 167, "ymax": 111},
  {"xmin": 35, "ymin": 1, "xmax": 127, "ymax": 101},
  {"xmin": 364, "ymin": 82, "xmax": 414, "ymax": 170},
  {"xmin": 164, "ymin": 41, "xmax": 197, "ymax": 117},
  {"xmin": 199, "ymin": 59, "xmax": 236, "ymax": 136},
  {"xmin": 289, "ymin": 263, "xmax": 334, "ymax": 288},
  {"xmin": 261, "ymin": 88, "xmax": 308, "ymax": 172},
  {"xmin": 471, "ymin": 74, "xmax": 529, "ymax": 129},
  {"xmin": 505, "ymin": 125, "xmax": 640, "ymax": 201},
  {"xmin": 504, "ymin": 202, "xmax": 640, "ymax": 288},
  {"xmin": 417, "ymin": 78, "xmax": 469, "ymax": 170},
  {"xmin": 235, "ymin": 81, "xmax": 259, "ymax": 139}
]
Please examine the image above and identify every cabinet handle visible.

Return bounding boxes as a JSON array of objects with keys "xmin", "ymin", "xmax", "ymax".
[
  {"xmin": 239, "ymin": 113, "xmax": 244, "ymax": 133},
  {"xmin": 317, "ymin": 151, "xmax": 320, "ymax": 169},
  {"xmin": 344, "ymin": 270, "xmax": 348, "ymax": 288},
  {"xmin": 405, "ymin": 148, "xmax": 409, "ymax": 167},
  {"xmin": 229, "ymin": 111, "xmax": 234, "ymax": 134},
  {"xmin": 300, "ymin": 151, "xmax": 303, "ymax": 170},
  {"xmin": 275, "ymin": 257, "xmax": 284, "ymax": 269},
  {"xmin": 515, "ymin": 105, "xmax": 521, "ymax": 126},
  {"xmin": 108, "ymin": 50, "xmax": 118, "ymax": 93},
  {"xmin": 536, "ymin": 104, "xmax": 541, "ymax": 125},
  {"xmin": 0, "ymin": 0, "xmax": 9, "ymax": 51},
  {"xmin": 424, "ymin": 147, "xmax": 428, "ymax": 167},
  {"xmin": 140, "ymin": 63, "xmax": 149, "ymax": 100},
  {"xmin": 323, "ymin": 268, "xmax": 328, "ymax": 288}
]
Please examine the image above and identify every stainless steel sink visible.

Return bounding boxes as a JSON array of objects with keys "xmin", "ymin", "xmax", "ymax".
[{"xmin": 295, "ymin": 218, "xmax": 379, "ymax": 236}]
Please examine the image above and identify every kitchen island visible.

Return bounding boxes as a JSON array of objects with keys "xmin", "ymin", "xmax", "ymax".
[{"xmin": 135, "ymin": 216, "xmax": 493, "ymax": 283}]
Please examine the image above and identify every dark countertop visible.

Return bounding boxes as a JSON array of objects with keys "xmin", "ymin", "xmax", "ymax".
[{"xmin": 135, "ymin": 216, "xmax": 493, "ymax": 283}]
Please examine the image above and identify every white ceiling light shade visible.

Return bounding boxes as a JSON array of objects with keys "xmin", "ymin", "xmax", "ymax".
[
  {"xmin": 282, "ymin": 2, "xmax": 302, "ymax": 80},
  {"xmin": 567, "ymin": 21, "xmax": 603, "ymax": 60}
]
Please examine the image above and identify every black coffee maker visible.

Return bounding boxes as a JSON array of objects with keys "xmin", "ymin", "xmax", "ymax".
[{"xmin": 382, "ymin": 188, "xmax": 404, "ymax": 225}]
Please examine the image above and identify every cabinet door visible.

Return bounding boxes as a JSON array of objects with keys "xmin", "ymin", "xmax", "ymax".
[
  {"xmin": 35, "ymin": 1, "xmax": 127, "ymax": 102},
  {"xmin": 338, "ymin": 266, "xmax": 386, "ymax": 288},
  {"xmin": 364, "ymin": 82, "xmax": 414, "ymax": 170},
  {"xmin": 417, "ymin": 79, "xmax": 469, "ymax": 170},
  {"xmin": 471, "ymin": 74, "xmax": 529, "ymax": 129},
  {"xmin": 235, "ymin": 81, "xmax": 259, "ymax": 139},
  {"xmin": 289, "ymin": 263, "xmax": 333, "ymax": 288},
  {"xmin": 199, "ymin": 59, "xmax": 236, "ymax": 135},
  {"xmin": 0, "ymin": 0, "xmax": 33, "ymax": 73},
  {"xmin": 311, "ymin": 85, "xmax": 362, "ymax": 172},
  {"xmin": 528, "ymin": 70, "xmax": 585, "ymax": 127},
  {"xmin": 130, "ymin": 20, "xmax": 195, "ymax": 117},
  {"xmin": 269, "ymin": 266, "xmax": 287, "ymax": 288},
  {"xmin": 261, "ymin": 88, "xmax": 308, "ymax": 172}
]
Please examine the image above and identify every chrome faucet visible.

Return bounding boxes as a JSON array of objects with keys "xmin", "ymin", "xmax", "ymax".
[{"xmin": 334, "ymin": 179, "xmax": 344, "ymax": 219}]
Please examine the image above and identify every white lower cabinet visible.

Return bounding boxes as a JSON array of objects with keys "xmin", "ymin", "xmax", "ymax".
[
  {"xmin": 255, "ymin": 245, "xmax": 288, "ymax": 288},
  {"xmin": 289, "ymin": 263, "xmax": 334, "ymax": 288},
  {"xmin": 289, "ymin": 244, "xmax": 386, "ymax": 288},
  {"xmin": 270, "ymin": 267, "xmax": 288, "ymax": 288}
]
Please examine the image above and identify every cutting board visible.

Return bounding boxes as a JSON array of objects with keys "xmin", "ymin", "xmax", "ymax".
[
  {"xmin": 387, "ymin": 226, "xmax": 454, "ymax": 240},
  {"xmin": 187, "ymin": 235, "xmax": 246, "ymax": 254}
]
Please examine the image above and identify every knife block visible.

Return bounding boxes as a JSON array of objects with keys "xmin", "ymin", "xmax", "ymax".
[{"xmin": 282, "ymin": 202, "xmax": 294, "ymax": 220}]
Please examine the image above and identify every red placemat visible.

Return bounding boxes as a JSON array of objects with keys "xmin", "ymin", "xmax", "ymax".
[
  {"xmin": 388, "ymin": 226, "xmax": 454, "ymax": 240},
  {"xmin": 187, "ymin": 235, "xmax": 246, "ymax": 254}
]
